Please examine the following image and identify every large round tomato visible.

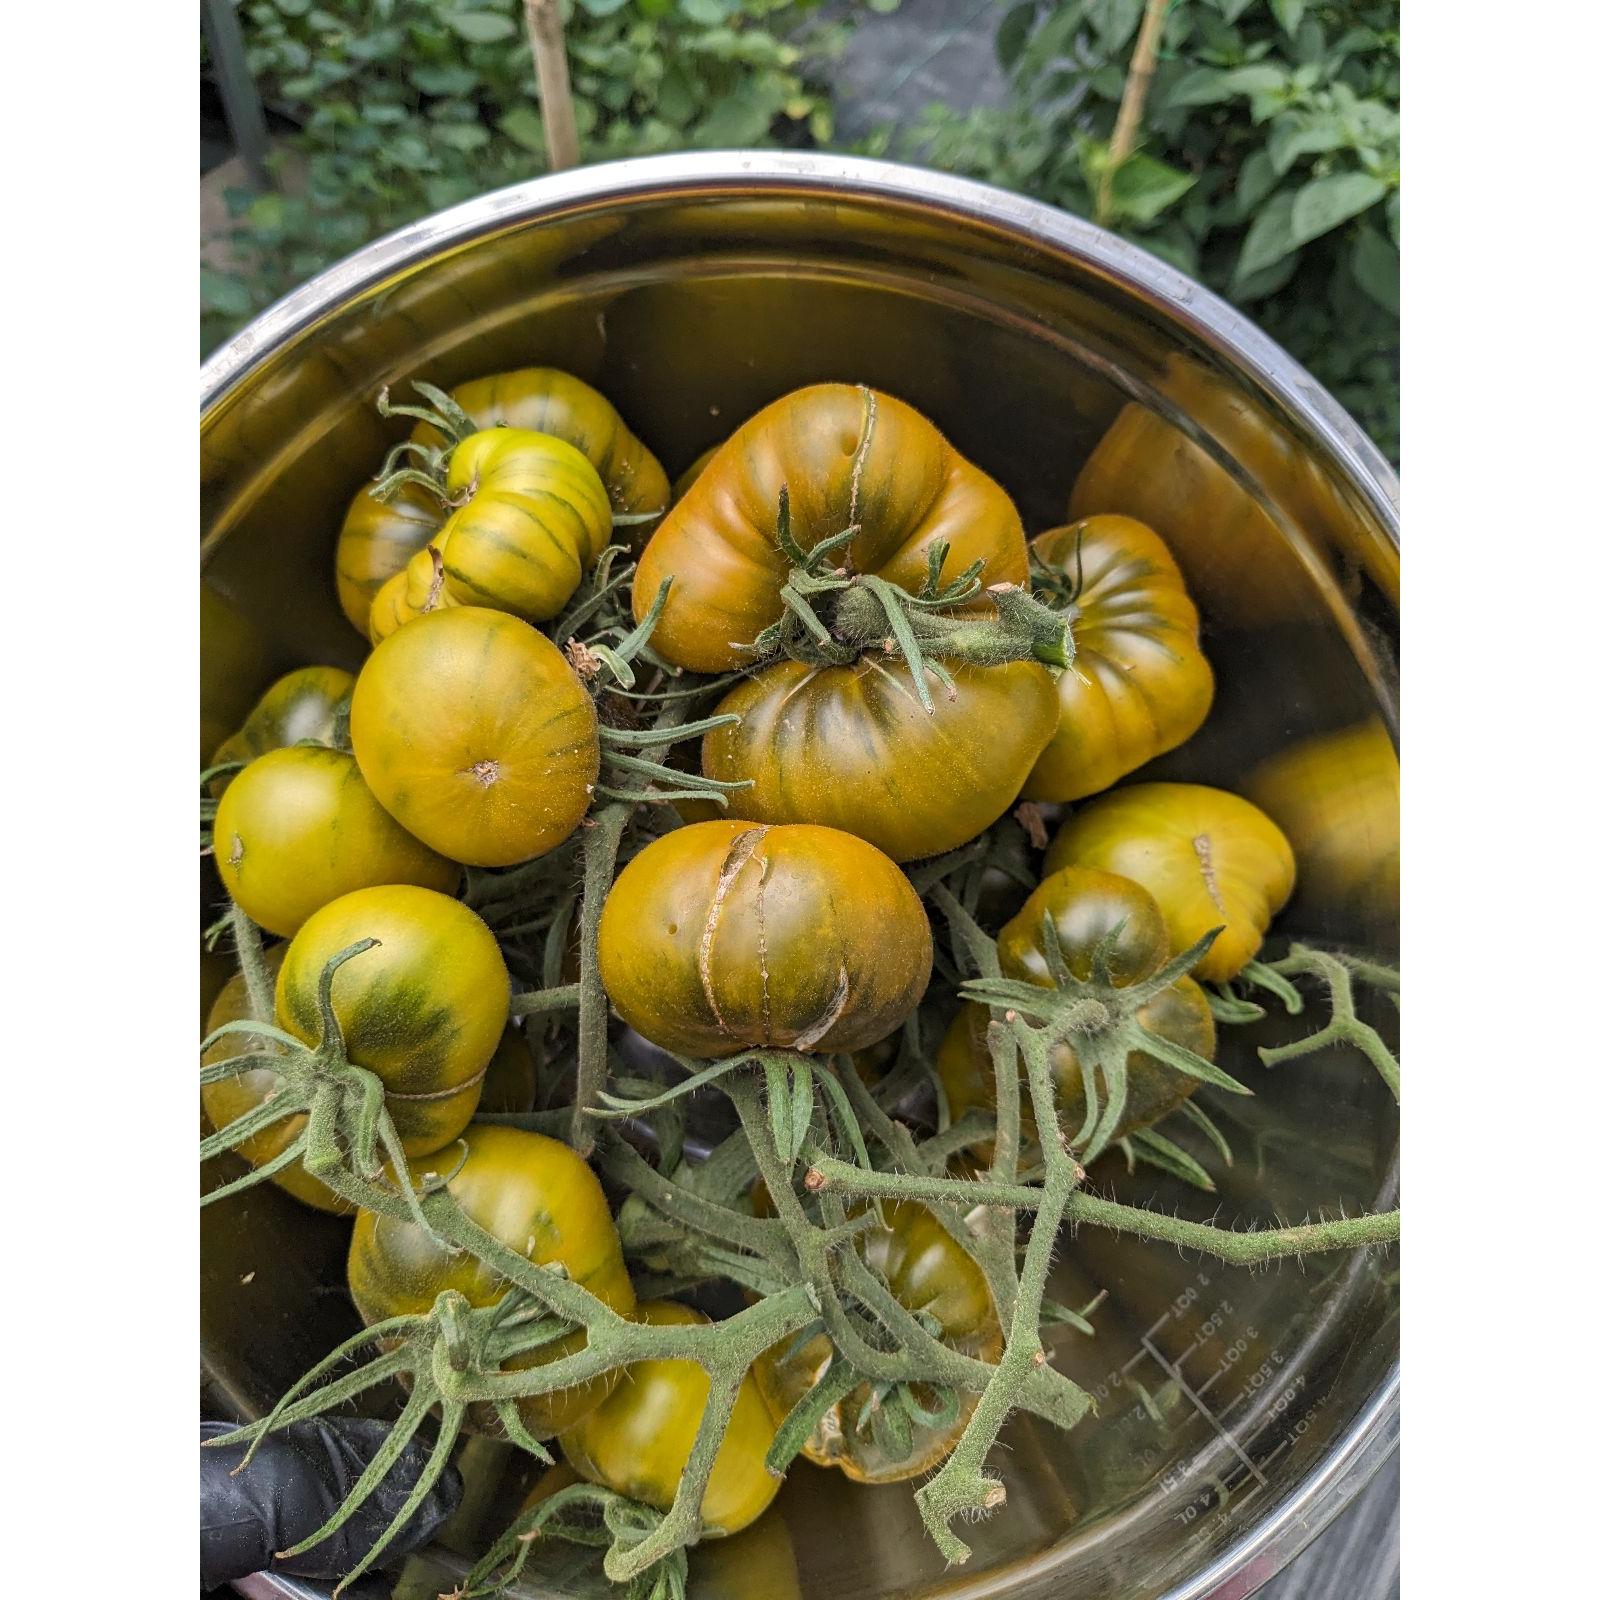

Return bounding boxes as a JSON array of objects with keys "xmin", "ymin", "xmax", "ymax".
[
  {"xmin": 1044, "ymin": 784, "xmax": 1296, "ymax": 982},
  {"xmin": 349, "ymin": 607, "xmax": 599, "ymax": 868},
  {"xmin": 1022, "ymin": 516, "xmax": 1213, "ymax": 803},
  {"xmin": 557, "ymin": 1299, "xmax": 780, "ymax": 1535},
  {"xmin": 200, "ymin": 945, "xmax": 353, "ymax": 1215},
  {"xmin": 632, "ymin": 384, "xmax": 1027, "ymax": 673},
  {"xmin": 210, "ymin": 665, "xmax": 355, "ymax": 782},
  {"xmin": 1245, "ymin": 719, "xmax": 1398, "ymax": 926},
  {"xmin": 366, "ymin": 429, "xmax": 612, "ymax": 641},
  {"xmin": 937, "ymin": 865, "xmax": 1217, "ymax": 1147},
  {"xmin": 347, "ymin": 1123, "xmax": 636, "ymax": 1435},
  {"xmin": 753, "ymin": 1200, "xmax": 1000, "ymax": 1484},
  {"xmin": 598, "ymin": 820, "xmax": 932, "ymax": 1058},
  {"xmin": 213, "ymin": 747, "xmax": 458, "ymax": 938},
  {"xmin": 700, "ymin": 656, "xmax": 1060, "ymax": 863},
  {"xmin": 277, "ymin": 885, "xmax": 508, "ymax": 1155},
  {"xmin": 335, "ymin": 367, "xmax": 670, "ymax": 636}
]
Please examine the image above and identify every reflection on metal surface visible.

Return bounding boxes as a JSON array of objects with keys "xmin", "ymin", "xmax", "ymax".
[{"xmin": 202, "ymin": 152, "xmax": 1397, "ymax": 1600}]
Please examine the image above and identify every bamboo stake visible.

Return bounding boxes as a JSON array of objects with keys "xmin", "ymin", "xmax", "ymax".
[
  {"xmin": 524, "ymin": 0, "xmax": 580, "ymax": 172},
  {"xmin": 1096, "ymin": 0, "xmax": 1171, "ymax": 225}
]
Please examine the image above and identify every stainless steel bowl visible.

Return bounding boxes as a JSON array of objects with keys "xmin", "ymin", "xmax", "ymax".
[{"xmin": 201, "ymin": 151, "xmax": 1398, "ymax": 1600}]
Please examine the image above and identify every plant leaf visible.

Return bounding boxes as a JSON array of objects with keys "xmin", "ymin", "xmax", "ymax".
[{"xmin": 1289, "ymin": 171, "xmax": 1387, "ymax": 249}]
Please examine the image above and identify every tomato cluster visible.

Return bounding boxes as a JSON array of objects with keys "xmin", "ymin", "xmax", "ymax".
[{"xmin": 201, "ymin": 366, "xmax": 1382, "ymax": 1587}]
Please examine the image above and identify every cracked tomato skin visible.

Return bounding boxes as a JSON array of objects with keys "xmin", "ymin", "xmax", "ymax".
[
  {"xmin": 939, "ymin": 865, "xmax": 1217, "ymax": 1147},
  {"xmin": 597, "ymin": 820, "xmax": 932, "ymax": 1059},
  {"xmin": 632, "ymin": 384, "xmax": 1027, "ymax": 673},
  {"xmin": 335, "ymin": 368, "xmax": 669, "ymax": 636},
  {"xmin": 753, "ymin": 1199, "xmax": 1001, "ymax": 1484},
  {"xmin": 347, "ymin": 1123, "xmax": 636, "ymax": 1436},
  {"xmin": 1044, "ymin": 784, "xmax": 1295, "ymax": 983},
  {"xmin": 200, "ymin": 945, "xmax": 353, "ymax": 1215},
  {"xmin": 213, "ymin": 746, "xmax": 458, "ymax": 938},
  {"xmin": 367, "ymin": 429, "xmax": 613, "ymax": 642},
  {"xmin": 350, "ymin": 607, "xmax": 599, "ymax": 868},
  {"xmin": 701, "ymin": 655, "xmax": 1060, "ymax": 863},
  {"xmin": 276, "ymin": 884, "xmax": 508, "ymax": 1156},
  {"xmin": 1023, "ymin": 516, "xmax": 1213, "ymax": 803},
  {"xmin": 557, "ymin": 1300, "xmax": 780, "ymax": 1536}
]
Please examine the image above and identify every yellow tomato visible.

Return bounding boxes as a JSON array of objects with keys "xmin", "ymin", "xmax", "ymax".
[
  {"xmin": 212, "ymin": 746, "xmax": 458, "ymax": 938},
  {"xmin": 632, "ymin": 384, "xmax": 1027, "ymax": 673},
  {"xmin": 558, "ymin": 1300, "xmax": 781, "ymax": 1536},
  {"xmin": 597, "ymin": 821, "xmax": 932, "ymax": 1058},
  {"xmin": 1044, "ymin": 784, "xmax": 1295, "ymax": 982},
  {"xmin": 1023, "ymin": 516, "xmax": 1213, "ymax": 802},
  {"xmin": 276, "ymin": 885, "xmax": 508, "ymax": 1156},
  {"xmin": 1245, "ymin": 719, "xmax": 1398, "ymax": 925},
  {"xmin": 347, "ymin": 1124, "xmax": 636, "ymax": 1435},
  {"xmin": 349, "ymin": 607, "xmax": 600, "ymax": 868}
]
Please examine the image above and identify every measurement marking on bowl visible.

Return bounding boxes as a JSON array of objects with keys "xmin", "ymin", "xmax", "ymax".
[{"xmin": 1137, "ymin": 1335, "xmax": 1269, "ymax": 1488}]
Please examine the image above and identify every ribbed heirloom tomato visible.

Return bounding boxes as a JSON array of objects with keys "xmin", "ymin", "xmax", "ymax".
[
  {"xmin": 754, "ymin": 1200, "xmax": 1001, "ymax": 1484},
  {"xmin": 1023, "ymin": 515, "xmax": 1213, "ymax": 803},
  {"xmin": 347, "ymin": 1124, "xmax": 636, "ymax": 1435},
  {"xmin": 937, "ymin": 866, "xmax": 1218, "ymax": 1149},
  {"xmin": 631, "ymin": 382, "xmax": 1058, "ymax": 861},
  {"xmin": 558, "ymin": 1300, "xmax": 780, "ymax": 1535},
  {"xmin": 276, "ymin": 884, "xmax": 509, "ymax": 1156},
  {"xmin": 200, "ymin": 946, "xmax": 352, "ymax": 1215},
  {"xmin": 631, "ymin": 383, "xmax": 1028, "ymax": 672},
  {"xmin": 335, "ymin": 366, "xmax": 670, "ymax": 636},
  {"xmin": 349, "ymin": 607, "xmax": 600, "ymax": 868},
  {"xmin": 597, "ymin": 820, "xmax": 932, "ymax": 1059},
  {"xmin": 701, "ymin": 656, "xmax": 1060, "ymax": 864},
  {"xmin": 212, "ymin": 747, "xmax": 458, "ymax": 938},
  {"xmin": 1045, "ymin": 784, "xmax": 1296, "ymax": 983},
  {"xmin": 366, "ymin": 429, "xmax": 612, "ymax": 642}
]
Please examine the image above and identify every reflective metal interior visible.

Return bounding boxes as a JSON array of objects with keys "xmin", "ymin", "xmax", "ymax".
[{"xmin": 201, "ymin": 152, "xmax": 1398, "ymax": 1600}]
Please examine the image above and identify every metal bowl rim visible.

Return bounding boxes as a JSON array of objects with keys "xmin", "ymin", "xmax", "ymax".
[{"xmin": 199, "ymin": 148, "xmax": 1399, "ymax": 1600}]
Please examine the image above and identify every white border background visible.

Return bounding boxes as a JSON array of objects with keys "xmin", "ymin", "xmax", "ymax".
[{"xmin": 2, "ymin": 1, "xmax": 1596, "ymax": 1592}]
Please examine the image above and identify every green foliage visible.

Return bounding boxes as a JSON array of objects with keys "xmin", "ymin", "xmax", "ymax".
[
  {"xmin": 202, "ymin": 0, "xmax": 885, "ymax": 353},
  {"xmin": 913, "ymin": 0, "xmax": 1399, "ymax": 460}
]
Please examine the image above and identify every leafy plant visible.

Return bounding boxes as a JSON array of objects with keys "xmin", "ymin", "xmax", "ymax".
[
  {"xmin": 202, "ymin": 0, "xmax": 890, "ymax": 354},
  {"xmin": 911, "ymin": 1, "xmax": 1399, "ymax": 460}
]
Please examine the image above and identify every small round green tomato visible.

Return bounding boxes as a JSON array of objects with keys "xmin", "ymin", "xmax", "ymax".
[
  {"xmin": 937, "ymin": 866, "xmax": 1218, "ymax": 1148},
  {"xmin": 349, "ymin": 606, "xmax": 600, "ymax": 869},
  {"xmin": 597, "ymin": 820, "xmax": 932, "ymax": 1058},
  {"xmin": 558, "ymin": 1300, "xmax": 781, "ymax": 1536},
  {"xmin": 210, "ymin": 664, "xmax": 356, "ymax": 783},
  {"xmin": 275, "ymin": 884, "xmax": 508, "ymax": 1156},
  {"xmin": 213, "ymin": 746, "xmax": 459, "ymax": 938},
  {"xmin": 200, "ymin": 945, "xmax": 353, "ymax": 1215},
  {"xmin": 347, "ymin": 1123, "xmax": 636, "ymax": 1436},
  {"xmin": 1044, "ymin": 783, "xmax": 1296, "ymax": 982}
]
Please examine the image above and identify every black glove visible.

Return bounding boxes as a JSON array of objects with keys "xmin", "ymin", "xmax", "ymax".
[{"xmin": 201, "ymin": 1416, "xmax": 462, "ymax": 1592}]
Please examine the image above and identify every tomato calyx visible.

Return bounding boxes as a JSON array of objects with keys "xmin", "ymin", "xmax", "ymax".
[
  {"xmin": 959, "ymin": 912, "xmax": 1250, "ymax": 1165},
  {"xmin": 463, "ymin": 1480, "xmax": 690, "ymax": 1600},
  {"xmin": 737, "ymin": 487, "xmax": 1076, "ymax": 713}
]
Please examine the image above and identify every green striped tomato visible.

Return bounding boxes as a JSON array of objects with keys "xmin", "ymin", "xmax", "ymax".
[
  {"xmin": 335, "ymin": 367, "xmax": 670, "ymax": 638},
  {"xmin": 276, "ymin": 884, "xmax": 509, "ymax": 1157},
  {"xmin": 367, "ymin": 429, "xmax": 612, "ymax": 641},
  {"xmin": 209, "ymin": 665, "xmax": 355, "ymax": 791}
]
